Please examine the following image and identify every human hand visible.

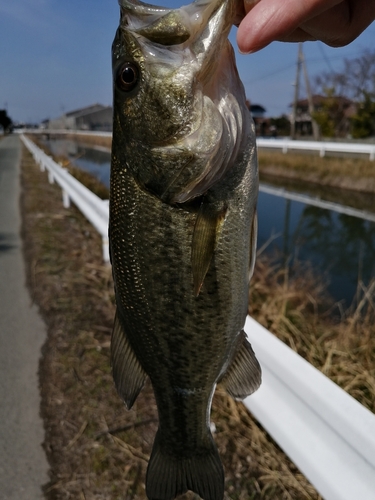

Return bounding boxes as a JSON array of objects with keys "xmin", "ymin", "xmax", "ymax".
[{"xmin": 236, "ymin": 0, "xmax": 375, "ymax": 54}]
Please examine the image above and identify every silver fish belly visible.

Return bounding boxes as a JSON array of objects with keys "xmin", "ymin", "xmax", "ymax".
[{"xmin": 109, "ymin": 0, "xmax": 261, "ymax": 499}]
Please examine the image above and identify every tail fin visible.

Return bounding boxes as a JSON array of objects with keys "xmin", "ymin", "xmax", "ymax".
[{"xmin": 146, "ymin": 430, "xmax": 224, "ymax": 500}]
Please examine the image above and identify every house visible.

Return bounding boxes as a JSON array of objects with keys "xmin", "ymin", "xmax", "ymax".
[
  {"xmin": 291, "ymin": 95, "xmax": 357, "ymax": 136},
  {"xmin": 246, "ymin": 102, "xmax": 271, "ymax": 136},
  {"xmin": 48, "ymin": 104, "xmax": 113, "ymax": 131},
  {"xmin": 249, "ymin": 104, "xmax": 266, "ymax": 119}
]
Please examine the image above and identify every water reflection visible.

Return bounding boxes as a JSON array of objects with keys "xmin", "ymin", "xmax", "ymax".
[
  {"xmin": 42, "ymin": 138, "xmax": 111, "ymax": 188},
  {"xmin": 257, "ymin": 192, "xmax": 375, "ymax": 305},
  {"xmin": 42, "ymin": 138, "xmax": 375, "ymax": 306}
]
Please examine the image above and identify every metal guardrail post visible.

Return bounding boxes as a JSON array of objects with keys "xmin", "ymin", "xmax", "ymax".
[
  {"xmin": 102, "ymin": 236, "xmax": 110, "ymax": 263},
  {"xmin": 62, "ymin": 190, "xmax": 70, "ymax": 208}
]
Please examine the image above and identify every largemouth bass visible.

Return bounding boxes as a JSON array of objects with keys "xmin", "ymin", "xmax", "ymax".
[{"xmin": 109, "ymin": 0, "xmax": 261, "ymax": 498}]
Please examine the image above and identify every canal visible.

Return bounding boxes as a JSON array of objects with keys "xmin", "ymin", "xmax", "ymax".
[{"xmin": 42, "ymin": 138, "xmax": 375, "ymax": 307}]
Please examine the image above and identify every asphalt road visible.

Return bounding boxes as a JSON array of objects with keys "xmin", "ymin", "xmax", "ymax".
[{"xmin": 0, "ymin": 135, "xmax": 49, "ymax": 499}]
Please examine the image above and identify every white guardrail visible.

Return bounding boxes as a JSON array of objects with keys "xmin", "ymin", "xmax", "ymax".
[
  {"xmin": 21, "ymin": 135, "xmax": 375, "ymax": 500},
  {"xmin": 21, "ymin": 129, "xmax": 375, "ymax": 160},
  {"xmin": 257, "ymin": 137, "xmax": 375, "ymax": 160},
  {"xmin": 21, "ymin": 134, "xmax": 110, "ymax": 262}
]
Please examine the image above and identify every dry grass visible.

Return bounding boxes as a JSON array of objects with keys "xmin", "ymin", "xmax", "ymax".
[
  {"xmin": 20, "ymin": 143, "xmax": 374, "ymax": 500},
  {"xmin": 258, "ymin": 150, "xmax": 375, "ymax": 194},
  {"xmin": 249, "ymin": 252, "xmax": 375, "ymax": 414},
  {"xmin": 65, "ymin": 133, "xmax": 112, "ymax": 150}
]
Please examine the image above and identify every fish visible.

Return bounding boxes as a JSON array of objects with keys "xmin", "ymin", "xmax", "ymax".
[{"xmin": 109, "ymin": 0, "xmax": 261, "ymax": 498}]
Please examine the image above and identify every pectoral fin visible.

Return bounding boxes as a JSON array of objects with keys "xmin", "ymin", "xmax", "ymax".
[
  {"xmin": 220, "ymin": 330, "xmax": 261, "ymax": 399},
  {"xmin": 191, "ymin": 202, "xmax": 227, "ymax": 296},
  {"xmin": 249, "ymin": 210, "xmax": 258, "ymax": 281},
  {"xmin": 111, "ymin": 311, "xmax": 147, "ymax": 409}
]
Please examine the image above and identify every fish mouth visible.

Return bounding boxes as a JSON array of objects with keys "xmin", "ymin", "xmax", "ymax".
[{"xmin": 118, "ymin": 0, "xmax": 235, "ymax": 63}]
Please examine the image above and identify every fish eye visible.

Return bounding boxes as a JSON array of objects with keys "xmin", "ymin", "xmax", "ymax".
[{"xmin": 116, "ymin": 62, "xmax": 139, "ymax": 92}]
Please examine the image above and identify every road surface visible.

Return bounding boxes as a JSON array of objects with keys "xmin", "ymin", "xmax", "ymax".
[{"xmin": 0, "ymin": 135, "xmax": 49, "ymax": 499}]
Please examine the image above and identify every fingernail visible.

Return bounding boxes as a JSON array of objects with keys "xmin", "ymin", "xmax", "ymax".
[{"xmin": 238, "ymin": 48, "xmax": 254, "ymax": 55}]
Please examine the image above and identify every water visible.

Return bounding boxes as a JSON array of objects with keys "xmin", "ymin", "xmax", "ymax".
[
  {"xmin": 257, "ymin": 191, "xmax": 375, "ymax": 305},
  {"xmin": 43, "ymin": 138, "xmax": 111, "ymax": 188},
  {"xmin": 42, "ymin": 138, "xmax": 375, "ymax": 306}
]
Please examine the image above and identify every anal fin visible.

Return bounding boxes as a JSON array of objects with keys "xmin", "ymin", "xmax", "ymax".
[
  {"xmin": 111, "ymin": 311, "xmax": 147, "ymax": 409},
  {"xmin": 192, "ymin": 201, "xmax": 227, "ymax": 296},
  {"xmin": 220, "ymin": 330, "xmax": 261, "ymax": 400}
]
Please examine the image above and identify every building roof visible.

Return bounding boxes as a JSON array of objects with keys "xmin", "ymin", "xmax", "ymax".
[
  {"xmin": 250, "ymin": 104, "xmax": 266, "ymax": 114},
  {"xmin": 65, "ymin": 104, "xmax": 109, "ymax": 118}
]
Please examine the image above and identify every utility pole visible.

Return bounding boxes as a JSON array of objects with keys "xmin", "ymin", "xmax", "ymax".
[
  {"xmin": 290, "ymin": 43, "xmax": 302, "ymax": 139},
  {"xmin": 291, "ymin": 43, "xmax": 320, "ymax": 140},
  {"xmin": 301, "ymin": 47, "xmax": 320, "ymax": 140}
]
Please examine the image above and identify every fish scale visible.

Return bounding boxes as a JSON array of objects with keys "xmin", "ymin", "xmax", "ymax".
[{"xmin": 109, "ymin": 0, "xmax": 261, "ymax": 498}]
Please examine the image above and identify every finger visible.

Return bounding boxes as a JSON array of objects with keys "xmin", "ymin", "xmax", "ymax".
[
  {"xmin": 299, "ymin": 0, "xmax": 375, "ymax": 47},
  {"xmin": 275, "ymin": 27, "xmax": 317, "ymax": 43},
  {"xmin": 236, "ymin": 0, "xmax": 341, "ymax": 53},
  {"xmin": 244, "ymin": 0, "xmax": 261, "ymax": 14},
  {"xmin": 234, "ymin": 0, "xmax": 260, "ymax": 27}
]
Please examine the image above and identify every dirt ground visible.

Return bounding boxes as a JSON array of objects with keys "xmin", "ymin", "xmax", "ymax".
[{"xmin": 20, "ymin": 141, "xmax": 373, "ymax": 500}]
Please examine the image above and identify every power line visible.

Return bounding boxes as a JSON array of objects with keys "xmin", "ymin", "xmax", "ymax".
[
  {"xmin": 317, "ymin": 42, "xmax": 335, "ymax": 73},
  {"xmin": 245, "ymin": 49, "xmax": 361, "ymax": 86},
  {"xmin": 244, "ymin": 62, "xmax": 296, "ymax": 84}
]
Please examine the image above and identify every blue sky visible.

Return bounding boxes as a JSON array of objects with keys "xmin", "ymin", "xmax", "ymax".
[{"xmin": 1, "ymin": 0, "xmax": 375, "ymax": 123}]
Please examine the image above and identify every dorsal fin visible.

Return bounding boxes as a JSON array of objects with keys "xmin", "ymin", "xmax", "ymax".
[{"xmin": 191, "ymin": 201, "xmax": 227, "ymax": 296}]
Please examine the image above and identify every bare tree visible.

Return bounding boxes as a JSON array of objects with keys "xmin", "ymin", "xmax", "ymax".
[
  {"xmin": 0, "ymin": 110, "xmax": 13, "ymax": 133},
  {"xmin": 313, "ymin": 49, "xmax": 375, "ymax": 137},
  {"xmin": 342, "ymin": 49, "xmax": 375, "ymax": 100}
]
